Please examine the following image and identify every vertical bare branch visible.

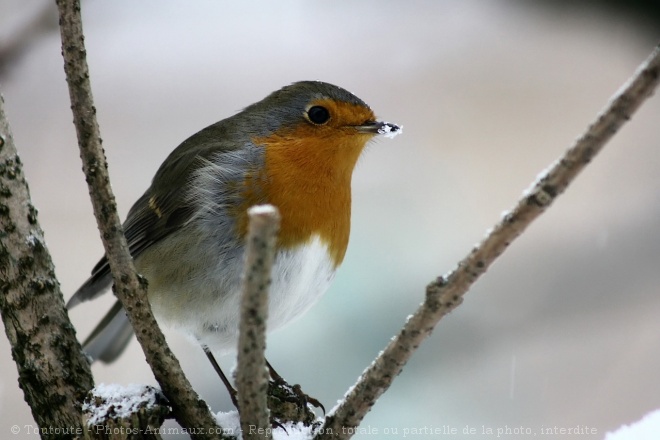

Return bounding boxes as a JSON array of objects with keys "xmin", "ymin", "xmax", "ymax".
[
  {"xmin": 0, "ymin": 93, "xmax": 93, "ymax": 432},
  {"xmin": 55, "ymin": 0, "xmax": 224, "ymax": 437},
  {"xmin": 317, "ymin": 43, "xmax": 660, "ymax": 440},
  {"xmin": 237, "ymin": 205, "xmax": 280, "ymax": 440}
]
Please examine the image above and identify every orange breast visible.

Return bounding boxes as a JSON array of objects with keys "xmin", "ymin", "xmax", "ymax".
[{"xmin": 235, "ymin": 102, "xmax": 375, "ymax": 268}]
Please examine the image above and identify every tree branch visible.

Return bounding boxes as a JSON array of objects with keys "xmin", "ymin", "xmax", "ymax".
[
  {"xmin": 317, "ymin": 43, "xmax": 660, "ymax": 439},
  {"xmin": 55, "ymin": 0, "xmax": 223, "ymax": 437},
  {"xmin": 236, "ymin": 205, "xmax": 280, "ymax": 440},
  {"xmin": 0, "ymin": 93, "xmax": 94, "ymax": 433}
]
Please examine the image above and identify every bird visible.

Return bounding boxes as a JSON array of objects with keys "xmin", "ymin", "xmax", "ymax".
[{"xmin": 67, "ymin": 80, "xmax": 401, "ymax": 407}]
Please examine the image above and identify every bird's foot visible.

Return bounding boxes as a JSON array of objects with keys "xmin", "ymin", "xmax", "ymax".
[{"xmin": 267, "ymin": 378, "xmax": 323, "ymax": 426}]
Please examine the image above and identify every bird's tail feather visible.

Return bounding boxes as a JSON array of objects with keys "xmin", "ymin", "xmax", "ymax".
[{"xmin": 83, "ymin": 300, "xmax": 134, "ymax": 363}]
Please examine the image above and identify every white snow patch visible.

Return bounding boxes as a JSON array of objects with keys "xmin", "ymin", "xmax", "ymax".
[
  {"xmin": 378, "ymin": 122, "xmax": 403, "ymax": 139},
  {"xmin": 522, "ymin": 160, "xmax": 557, "ymax": 197},
  {"xmin": 214, "ymin": 411, "xmax": 242, "ymax": 437},
  {"xmin": 605, "ymin": 409, "xmax": 660, "ymax": 440},
  {"xmin": 83, "ymin": 383, "xmax": 159, "ymax": 426},
  {"xmin": 25, "ymin": 232, "xmax": 43, "ymax": 247},
  {"xmin": 247, "ymin": 204, "xmax": 278, "ymax": 216}
]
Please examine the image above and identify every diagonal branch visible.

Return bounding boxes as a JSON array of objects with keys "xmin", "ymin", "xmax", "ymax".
[
  {"xmin": 55, "ymin": 0, "xmax": 224, "ymax": 437},
  {"xmin": 236, "ymin": 205, "xmax": 280, "ymax": 440},
  {"xmin": 317, "ymin": 43, "xmax": 660, "ymax": 440}
]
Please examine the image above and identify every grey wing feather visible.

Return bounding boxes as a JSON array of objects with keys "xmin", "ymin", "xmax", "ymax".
[{"xmin": 83, "ymin": 300, "xmax": 133, "ymax": 363}]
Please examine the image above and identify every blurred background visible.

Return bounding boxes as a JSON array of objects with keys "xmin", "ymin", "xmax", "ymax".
[{"xmin": 1, "ymin": 1, "xmax": 659, "ymax": 438}]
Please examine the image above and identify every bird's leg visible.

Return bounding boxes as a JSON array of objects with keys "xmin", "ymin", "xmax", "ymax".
[
  {"xmin": 204, "ymin": 348, "xmax": 290, "ymax": 430},
  {"xmin": 202, "ymin": 347, "xmax": 322, "ymax": 426},
  {"xmin": 203, "ymin": 346, "xmax": 239, "ymax": 408},
  {"xmin": 265, "ymin": 359, "xmax": 285, "ymax": 382}
]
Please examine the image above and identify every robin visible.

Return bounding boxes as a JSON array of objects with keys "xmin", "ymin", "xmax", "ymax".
[{"xmin": 67, "ymin": 80, "xmax": 401, "ymax": 408}]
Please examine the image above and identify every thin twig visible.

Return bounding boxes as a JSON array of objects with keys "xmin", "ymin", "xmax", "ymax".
[
  {"xmin": 0, "ymin": 91, "xmax": 94, "ymax": 434},
  {"xmin": 237, "ymin": 205, "xmax": 280, "ymax": 440},
  {"xmin": 317, "ymin": 43, "xmax": 660, "ymax": 440},
  {"xmin": 55, "ymin": 0, "xmax": 224, "ymax": 437}
]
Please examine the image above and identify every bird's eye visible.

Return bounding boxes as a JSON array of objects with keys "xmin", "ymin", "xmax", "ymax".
[{"xmin": 306, "ymin": 106, "xmax": 330, "ymax": 125}]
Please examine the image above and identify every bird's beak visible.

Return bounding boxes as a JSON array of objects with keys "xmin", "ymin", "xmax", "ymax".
[{"xmin": 355, "ymin": 121, "xmax": 402, "ymax": 138}]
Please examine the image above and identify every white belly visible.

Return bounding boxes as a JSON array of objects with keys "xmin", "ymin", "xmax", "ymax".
[
  {"xmin": 268, "ymin": 235, "xmax": 336, "ymax": 331},
  {"xmin": 151, "ymin": 235, "xmax": 336, "ymax": 354}
]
